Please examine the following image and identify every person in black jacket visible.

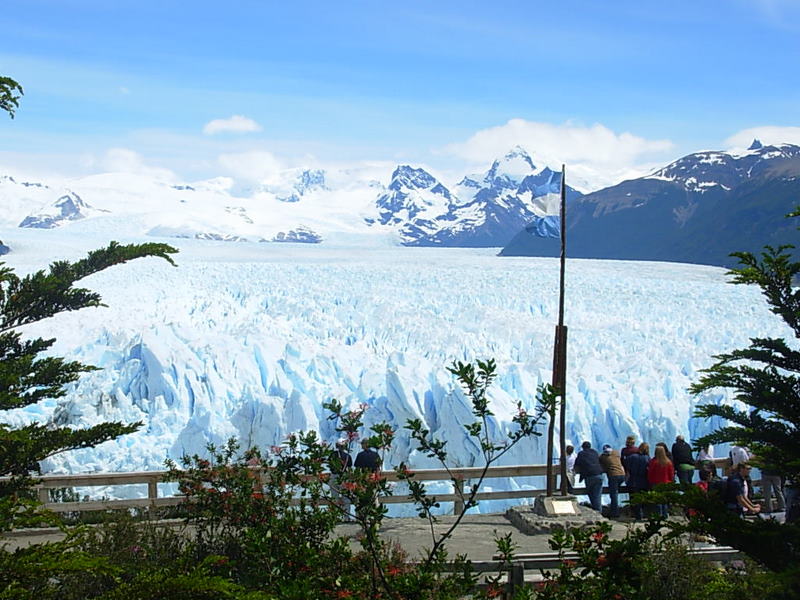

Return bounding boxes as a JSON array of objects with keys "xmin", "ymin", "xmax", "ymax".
[
  {"xmin": 626, "ymin": 442, "xmax": 651, "ymax": 520},
  {"xmin": 354, "ymin": 439, "xmax": 381, "ymax": 473},
  {"xmin": 671, "ymin": 435, "xmax": 695, "ymax": 486},
  {"xmin": 573, "ymin": 441, "xmax": 604, "ymax": 512}
]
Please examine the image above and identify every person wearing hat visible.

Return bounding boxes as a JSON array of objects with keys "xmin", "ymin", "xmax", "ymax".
[
  {"xmin": 599, "ymin": 444, "xmax": 626, "ymax": 518},
  {"xmin": 725, "ymin": 462, "xmax": 761, "ymax": 517}
]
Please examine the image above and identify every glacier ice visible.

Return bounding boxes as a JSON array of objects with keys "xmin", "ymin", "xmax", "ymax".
[{"xmin": 1, "ymin": 229, "xmax": 791, "ymax": 511}]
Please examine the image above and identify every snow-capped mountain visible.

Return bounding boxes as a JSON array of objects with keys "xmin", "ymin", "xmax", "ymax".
[
  {"xmin": 645, "ymin": 139, "xmax": 800, "ymax": 194},
  {"xmin": 368, "ymin": 148, "xmax": 582, "ymax": 247},
  {"xmin": 4, "ymin": 142, "xmax": 796, "ymax": 259},
  {"xmin": 20, "ymin": 191, "xmax": 99, "ymax": 229},
  {"xmin": 0, "ymin": 147, "xmax": 582, "ymax": 250},
  {"xmin": 501, "ymin": 141, "xmax": 800, "ymax": 267},
  {"xmin": 0, "ymin": 168, "xmax": 387, "ymax": 247},
  {"xmin": 262, "ymin": 168, "xmax": 328, "ymax": 203}
]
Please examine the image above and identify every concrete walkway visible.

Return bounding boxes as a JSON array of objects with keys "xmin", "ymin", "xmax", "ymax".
[{"xmin": 2, "ymin": 512, "xmax": 639, "ymax": 561}]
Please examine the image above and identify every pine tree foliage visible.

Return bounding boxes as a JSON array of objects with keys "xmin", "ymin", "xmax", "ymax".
[
  {"xmin": 0, "ymin": 76, "xmax": 23, "ymax": 119},
  {"xmin": 0, "ymin": 241, "xmax": 178, "ymax": 515},
  {"xmin": 691, "ymin": 208, "xmax": 800, "ymax": 481}
]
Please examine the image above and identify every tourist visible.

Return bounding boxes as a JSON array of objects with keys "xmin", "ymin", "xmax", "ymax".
[
  {"xmin": 647, "ymin": 445, "xmax": 675, "ymax": 518},
  {"xmin": 730, "ymin": 445, "xmax": 753, "ymax": 497},
  {"xmin": 599, "ymin": 444, "xmax": 626, "ymax": 518},
  {"xmin": 354, "ymin": 439, "xmax": 381, "ymax": 473},
  {"xmin": 671, "ymin": 435, "xmax": 695, "ymax": 486},
  {"xmin": 759, "ymin": 464, "xmax": 786, "ymax": 514},
  {"xmin": 724, "ymin": 462, "xmax": 761, "ymax": 517},
  {"xmin": 330, "ymin": 438, "xmax": 353, "ymax": 520},
  {"xmin": 574, "ymin": 441, "xmax": 604, "ymax": 512},
  {"xmin": 620, "ymin": 435, "xmax": 638, "ymax": 474},
  {"xmin": 560, "ymin": 444, "xmax": 576, "ymax": 493},
  {"xmin": 655, "ymin": 441, "xmax": 673, "ymax": 464},
  {"xmin": 625, "ymin": 443, "xmax": 651, "ymax": 520},
  {"xmin": 696, "ymin": 444, "xmax": 716, "ymax": 479}
]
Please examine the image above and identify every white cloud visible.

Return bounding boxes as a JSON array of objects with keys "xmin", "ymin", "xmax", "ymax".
[
  {"xmin": 203, "ymin": 115, "xmax": 263, "ymax": 135},
  {"xmin": 99, "ymin": 148, "xmax": 177, "ymax": 181},
  {"xmin": 440, "ymin": 119, "xmax": 675, "ymax": 190},
  {"xmin": 725, "ymin": 126, "xmax": 800, "ymax": 151},
  {"xmin": 217, "ymin": 150, "xmax": 286, "ymax": 183}
]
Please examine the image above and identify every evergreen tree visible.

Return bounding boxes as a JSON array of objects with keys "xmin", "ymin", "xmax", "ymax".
[
  {"xmin": 643, "ymin": 209, "xmax": 800, "ymax": 593},
  {"xmin": 0, "ymin": 76, "xmax": 23, "ymax": 119},
  {"xmin": 0, "ymin": 241, "xmax": 177, "ymax": 528},
  {"xmin": 692, "ymin": 208, "xmax": 800, "ymax": 484}
]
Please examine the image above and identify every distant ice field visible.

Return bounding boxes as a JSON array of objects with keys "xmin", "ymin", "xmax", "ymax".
[{"xmin": 1, "ymin": 228, "xmax": 790, "ymax": 507}]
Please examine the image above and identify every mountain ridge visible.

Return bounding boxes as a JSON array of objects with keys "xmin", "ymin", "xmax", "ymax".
[{"xmin": 499, "ymin": 142, "xmax": 800, "ymax": 267}]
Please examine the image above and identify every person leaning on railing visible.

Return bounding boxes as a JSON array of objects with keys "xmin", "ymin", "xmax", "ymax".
[{"xmin": 724, "ymin": 463, "xmax": 761, "ymax": 517}]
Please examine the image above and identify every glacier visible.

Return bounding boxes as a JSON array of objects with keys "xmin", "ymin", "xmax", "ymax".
[{"xmin": 1, "ymin": 228, "xmax": 792, "ymax": 512}]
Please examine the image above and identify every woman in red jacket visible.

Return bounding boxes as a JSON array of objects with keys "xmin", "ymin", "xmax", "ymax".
[{"xmin": 647, "ymin": 445, "xmax": 675, "ymax": 517}]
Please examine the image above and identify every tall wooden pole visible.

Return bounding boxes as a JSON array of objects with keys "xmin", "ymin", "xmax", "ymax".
[
  {"xmin": 546, "ymin": 165, "xmax": 569, "ymax": 497},
  {"xmin": 557, "ymin": 165, "xmax": 569, "ymax": 496},
  {"xmin": 546, "ymin": 165, "xmax": 567, "ymax": 496}
]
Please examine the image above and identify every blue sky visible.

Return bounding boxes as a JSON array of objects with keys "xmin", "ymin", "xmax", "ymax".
[{"xmin": 2, "ymin": 0, "xmax": 800, "ymax": 185}]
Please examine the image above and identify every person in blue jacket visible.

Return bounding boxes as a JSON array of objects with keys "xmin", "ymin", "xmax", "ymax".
[{"xmin": 626, "ymin": 442, "xmax": 651, "ymax": 520}]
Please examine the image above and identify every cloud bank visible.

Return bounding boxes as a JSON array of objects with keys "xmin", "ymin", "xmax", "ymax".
[
  {"xmin": 99, "ymin": 148, "xmax": 177, "ymax": 181},
  {"xmin": 441, "ymin": 119, "xmax": 675, "ymax": 190},
  {"xmin": 217, "ymin": 150, "xmax": 286, "ymax": 183},
  {"xmin": 725, "ymin": 126, "xmax": 800, "ymax": 151},
  {"xmin": 203, "ymin": 115, "xmax": 263, "ymax": 135}
]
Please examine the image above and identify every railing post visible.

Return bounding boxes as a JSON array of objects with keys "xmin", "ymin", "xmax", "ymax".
[
  {"xmin": 507, "ymin": 563, "xmax": 524, "ymax": 598},
  {"xmin": 38, "ymin": 486, "xmax": 50, "ymax": 505},
  {"xmin": 147, "ymin": 476, "xmax": 158, "ymax": 505},
  {"xmin": 453, "ymin": 476, "xmax": 465, "ymax": 515}
]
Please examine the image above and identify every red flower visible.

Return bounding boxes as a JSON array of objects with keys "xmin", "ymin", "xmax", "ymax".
[
  {"xmin": 486, "ymin": 584, "xmax": 503, "ymax": 598},
  {"xmin": 386, "ymin": 565, "xmax": 402, "ymax": 576},
  {"xmin": 335, "ymin": 590, "xmax": 353, "ymax": 599},
  {"xmin": 596, "ymin": 554, "xmax": 608, "ymax": 567},
  {"xmin": 591, "ymin": 531, "xmax": 607, "ymax": 543},
  {"xmin": 342, "ymin": 481, "xmax": 360, "ymax": 492}
]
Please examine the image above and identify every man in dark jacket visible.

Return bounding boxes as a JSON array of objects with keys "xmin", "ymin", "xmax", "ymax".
[
  {"xmin": 671, "ymin": 435, "xmax": 695, "ymax": 485},
  {"xmin": 574, "ymin": 441, "xmax": 604, "ymax": 512},
  {"xmin": 354, "ymin": 439, "xmax": 381, "ymax": 473}
]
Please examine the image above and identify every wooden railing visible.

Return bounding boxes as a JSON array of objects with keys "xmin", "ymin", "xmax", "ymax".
[{"xmin": 25, "ymin": 458, "xmax": 734, "ymax": 514}]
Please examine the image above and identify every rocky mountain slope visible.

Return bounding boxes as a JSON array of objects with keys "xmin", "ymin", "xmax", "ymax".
[{"xmin": 500, "ymin": 141, "xmax": 800, "ymax": 267}]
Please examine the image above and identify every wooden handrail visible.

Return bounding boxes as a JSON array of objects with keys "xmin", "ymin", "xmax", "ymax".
[{"xmin": 9, "ymin": 457, "xmax": 734, "ymax": 514}]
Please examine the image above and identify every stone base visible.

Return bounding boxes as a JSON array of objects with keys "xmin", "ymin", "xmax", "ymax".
[
  {"xmin": 506, "ymin": 500, "xmax": 607, "ymax": 535},
  {"xmin": 532, "ymin": 495, "xmax": 581, "ymax": 517}
]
